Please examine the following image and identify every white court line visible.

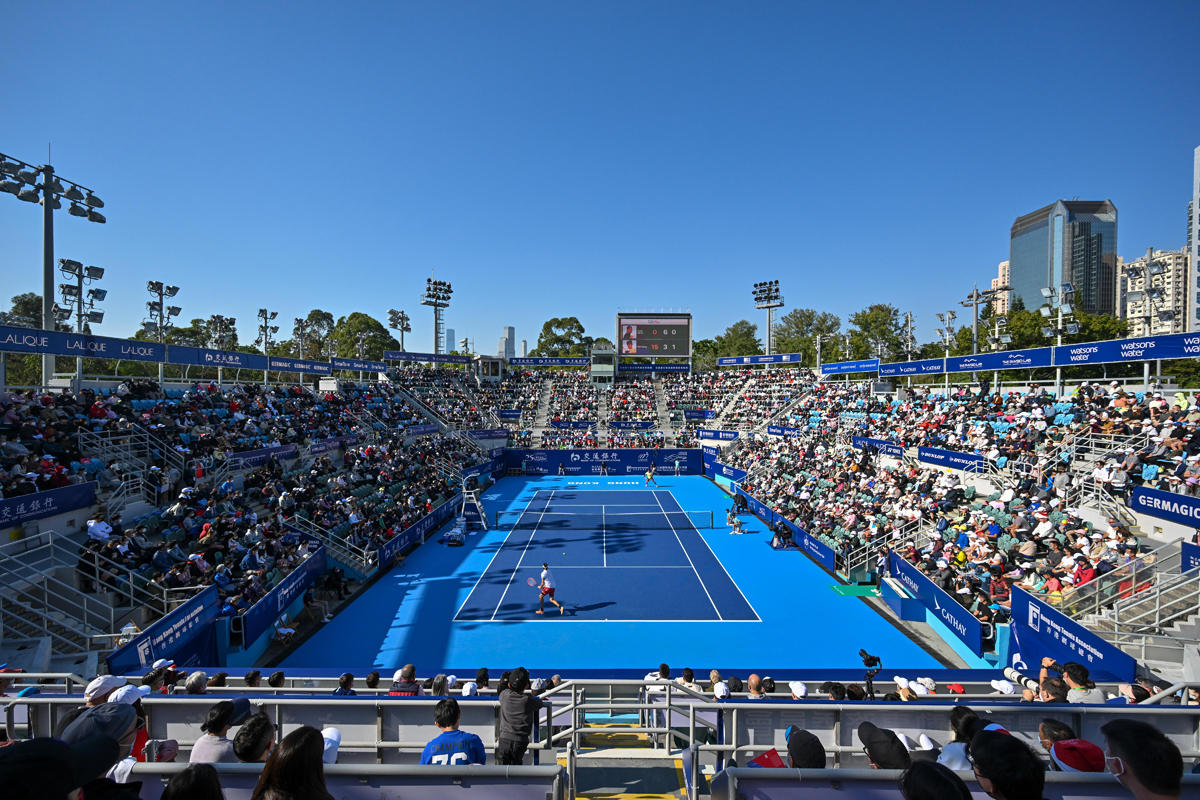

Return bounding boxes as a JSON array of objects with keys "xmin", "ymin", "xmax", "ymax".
[
  {"xmin": 490, "ymin": 489, "xmax": 554, "ymax": 621},
  {"xmin": 453, "ymin": 490, "xmax": 542, "ymax": 620},
  {"xmin": 652, "ymin": 490, "xmax": 722, "ymax": 620},
  {"xmin": 655, "ymin": 490, "xmax": 762, "ymax": 623},
  {"xmin": 602, "ymin": 505, "xmax": 605, "ymax": 568}
]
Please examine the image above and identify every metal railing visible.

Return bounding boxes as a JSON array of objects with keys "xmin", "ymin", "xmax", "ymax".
[
  {"xmin": 1049, "ymin": 537, "xmax": 1180, "ymax": 619},
  {"xmin": 288, "ymin": 513, "xmax": 377, "ymax": 575}
]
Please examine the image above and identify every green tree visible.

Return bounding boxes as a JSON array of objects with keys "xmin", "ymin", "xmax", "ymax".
[
  {"xmin": 331, "ymin": 313, "xmax": 400, "ymax": 362},
  {"xmin": 692, "ymin": 338, "xmax": 719, "ymax": 371},
  {"xmin": 531, "ymin": 317, "xmax": 590, "ymax": 356},
  {"xmin": 714, "ymin": 321, "xmax": 762, "ymax": 357},
  {"xmin": 847, "ymin": 304, "xmax": 903, "ymax": 360},
  {"xmin": 772, "ymin": 308, "xmax": 841, "ymax": 366}
]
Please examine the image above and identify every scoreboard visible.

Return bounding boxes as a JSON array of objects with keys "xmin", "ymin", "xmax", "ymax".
[{"xmin": 616, "ymin": 315, "xmax": 692, "ymax": 357}]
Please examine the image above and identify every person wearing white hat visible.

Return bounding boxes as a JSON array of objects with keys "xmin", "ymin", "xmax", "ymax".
[
  {"xmin": 460, "ymin": 682, "xmax": 479, "ymax": 697},
  {"xmin": 788, "ymin": 681, "xmax": 808, "ymax": 699},
  {"xmin": 713, "ymin": 681, "xmax": 731, "ymax": 700},
  {"xmin": 108, "ymin": 684, "xmax": 152, "ymax": 705},
  {"xmin": 990, "ymin": 679, "xmax": 1016, "ymax": 695},
  {"xmin": 322, "ymin": 727, "xmax": 342, "ymax": 764},
  {"xmin": 53, "ymin": 674, "xmax": 127, "ymax": 738}
]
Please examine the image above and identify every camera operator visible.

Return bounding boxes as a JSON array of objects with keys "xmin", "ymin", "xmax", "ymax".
[{"xmin": 1039, "ymin": 658, "xmax": 1105, "ymax": 704}]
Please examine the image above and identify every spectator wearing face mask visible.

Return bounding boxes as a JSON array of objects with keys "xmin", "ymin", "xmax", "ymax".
[{"xmin": 1102, "ymin": 719, "xmax": 1183, "ymax": 800}]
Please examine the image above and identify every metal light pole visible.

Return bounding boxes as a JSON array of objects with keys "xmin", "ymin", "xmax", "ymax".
[
  {"xmin": 293, "ymin": 318, "xmax": 311, "ymax": 390},
  {"xmin": 208, "ymin": 314, "xmax": 236, "ymax": 388},
  {"xmin": 144, "ymin": 282, "xmax": 181, "ymax": 387},
  {"xmin": 387, "ymin": 309, "xmax": 411, "ymax": 352},
  {"xmin": 901, "ymin": 312, "xmax": 916, "ymax": 387},
  {"xmin": 752, "ymin": 280, "xmax": 784, "ymax": 368},
  {"xmin": 55, "ymin": 260, "xmax": 106, "ymax": 387},
  {"xmin": 960, "ymin": 282, "xmax": 1011, "ymax": 385},
  {"xmin": 985, "ymin": 315, "xmax": 1011, "ymax": 393},
  {"xmin": 355, "ymin": 332, "xmax": 368, "ymax": 383},
  {"xmin": 814, "ymin": 333, "xmax": 827, "ymax": 375},
  {"xmin": 1, "ymin": 152, "xmax": 106, "ymax": 386},
  {"xmin": 1040, "ymin": 284, "xmax": 1077, "ymax": 398},
  {"xmin": 935, "ymin": 310, "xmax": 956, "ymax": 394},
  {"xmin": 256, "ymin": 308, "xmax": 279, "ymax": 387},
  {"xmin": 421, "ymin": 278, "xmax": 452, "ymax": 355}
]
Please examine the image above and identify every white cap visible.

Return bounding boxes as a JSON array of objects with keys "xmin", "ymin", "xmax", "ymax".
[
  {"xmin": 85, "ymin": 675, "xmax": 126, "ymax": 700},
  {"xmin": 446, "ymin": 675, "xmax": 458, "ymax": 688},
  {"xmin": 915, "ymin": 677, "xmax": 936, "ymax": 693},
  {"xmin": 713, "ymin": 681, "xmax": 730, "ymax": 699},
  {"xmin": 990, "ymin": 679, "xmax": 1015, "ymax": 695},
  {"xmin": 321, "ymin": 727, "xmax": 341, "ymax": 764},
  {"xmin": 108, "ymin": 684, "xmax": 152, "ymax": 704},
  {"xmin": 912, "ymin": 683, "xmax": 929, "ymax": 696},
  {"xmin": 393, "ymin": 669, "xmax": 405, "ymax": 682},
  {"xmin": 894, "ymin": 675, "xmax": 910, "ymax": 689},
  {"xmin": 788, "ymin": 681, "xmax": 808, "ymax": 698},
  {"xmin": 152, "ymin": 659, "xmax": 174, "ymax": 669},
  {"xmin": 461, "ymin": 682, "xmax": 478, "ymax": 697}
]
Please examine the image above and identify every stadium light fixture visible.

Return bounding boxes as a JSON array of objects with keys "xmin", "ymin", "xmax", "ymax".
[
  {"xmin": 88, "ymin": 288, "xmax": 107, "ymax": 302},
  {"xmin": 998, "ymin": 334, "xmax": 1013, "ymax": 344},
  {"xmin": 752, "ymin": 279, "xmax": 784, "ymax": 359},
  {"xmin": 59, "ymin": 258, "xmax": 83, "ymax": 276},
  {"xmin": 86, "ymin": 310, "xmax": 104, "ymax": 324},
  {"xmin": 1040, "ymin": 287, "xmax": 1055, "ymax": 299},
  {"xmin": 84, "ymin": 265, "xmax": 104, "ymax": 280},
  {"xmin": 421, "ymin": 276, "xmax": 453, "ymax": 354},
  {"xmin": 388, "ymin": 308, "xmax": 411, "ymax": 352},
  {"xmin": 1041, "ymin": 326, "xmax": 1057, "ymax": 338},
  {"xmin": 256, "ymin": 309, "xmax": 279, "ymax": 386},
  {"xmin": 144, "ymin": 279, "xmax": 181, "ymax": 384},
  {"xmin": 1065, "ymin": 323, "xmax": 1081, "ymax": 335}
]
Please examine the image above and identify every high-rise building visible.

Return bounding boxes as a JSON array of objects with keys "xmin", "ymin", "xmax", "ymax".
[
  {"xmin": 990, "ymin": 261, "xmax": 1011, "ymax": 314},
  {"xmin": 497, "ymin": 336, "xmax": 509, "ymax": 358},
  {"xmin": 500, "ymin": 326, "xmax": 515, "ymax": 360},
  {"xmin": 1190, "ymin": 147, "xmax": 1200, "ymax": 331},
  {"xmin": 445, "ymin": 328, "xmax": 456, "ymax": 353},
  {"xmin": 521, "ymin": 339, "xmax": 528, "ymax": 357},
  {"xmin": 1118, "ymin": 248, "xmax": 1189, "ymax": 337},
  {"xmin": 1008, "ymin": 200, "xmax": 1118, "ymax": 315}
]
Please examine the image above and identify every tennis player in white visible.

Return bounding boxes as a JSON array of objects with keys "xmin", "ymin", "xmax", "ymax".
[{"xmin": 536, "ymin": 562, "xmax": 564, "ymax": 615}]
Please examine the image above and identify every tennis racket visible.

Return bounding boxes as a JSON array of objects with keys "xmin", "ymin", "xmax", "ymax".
[{"xmin": 527, "ymin": 577, "xmax": 538, "ymax": 587}]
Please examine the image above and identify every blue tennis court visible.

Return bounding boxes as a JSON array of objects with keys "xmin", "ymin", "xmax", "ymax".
[{"xmin": 454, "ymin": 489, "xmax": 758, "ymax": 622}]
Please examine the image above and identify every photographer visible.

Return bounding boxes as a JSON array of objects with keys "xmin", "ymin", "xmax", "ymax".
[{"xmin": 1040, "ymin": 658, "xmax": 1105, "ymax": 704}]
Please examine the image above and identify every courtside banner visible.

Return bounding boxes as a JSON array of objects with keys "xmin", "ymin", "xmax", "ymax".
[
  {"xmin": 0, "ymin": 482, "xmax": 96, "ymax": 528},
  {"xmin": 407, "ymin": 423, "xmax": 440, "ymax": 436},
  {"xmin": 331, "ymin": 357, "xmax": 387, "ymax": 372},
  {"xmin": 509, "ymin": 357, "xmax": 590, "ymax": 366},
  {"xmin": 308, "ymin": 434, "xmax": 359, "ymax": 455},
  {"xmin": 702, "ymin": 444, "xmax": 720, "ymax": 464},
  {"xmin": 0, "ymin": 324, "xmax": 165, "ymax": 363},
  {"xmin": 1131, "ymin": 486, "xmax": 1200, "ymax": 528},
  {"xmin": 618, "ymin": 363, "xmax": 691, "ymax": 372},
  {"xmin": 1183, "ymin": 541, "xmax": 1200, "ymax": 573},
  {"xmin": 735, "ymin": 486, "xmax": 836, "ymax": 571},
  {"xmin": 467, "ymin": 429, "xmax": 509, "ymax": 439},
  {"xmin": 852, "ymin": 436, "xmax": 905, "ymax": 458},
  {"xmin": 890, "ymin": 552, "xmax": 982, "ymax": 655},
  {"xmin": 917, "ymin": 446, "xmax": 984, "ymax": 473},
  {"xmin": 766, "ymin": 424, "xmax": 807, "ymax": 438},
  {"xmin": 946, "ymin": 348, "xmax": 1052, "ymax": 373},
  {"xmin": 717, "ymin": 353, "xmax": 805, "ymax": 366},
  {"xmin": 167, "ymin": 345, "xmax": 268, "ymax": 371},
  {"xmin": 240, "ymin": 547, "xmax": 328, "ymax": 645},
  {"xmin": 550, "ymin": 421, "xmax": 595, "ymax": 429},
  {"xmin": 712, "ymin": 462, "xmax": 748, "ymax": 482},
  {"xmin": 107, "ymin": 586, "xmax": 221, "ymax": 674},
  {"xmin": 821, "ymin": 359, "xmax": 880, "ymax": 375},
  {"xmin": 1009, "ymin": 587, "xmax": 1136, "ymax": 681},
  {"xmin": 684, "ymin": 409, "xmax": 715, "ymax": 420},
  {"xmin": 609, "ymin": 421, "xmax": 655, "ymax": 429},
  {"xmin": 1054, "ymin": 332, "xmax": 1200, "ymax": 366},
  {"xmin": 878, "ymin": 358, "xmax": 944, "ymax": 377},
  {"xmin": 230, "ymin": 445, "xmax": 299, "ymax": 468},
  {"xmin": 498, "ymin": 410, "xmax": 523, "ymax": 419},
  {"xmin": 504, "ymin": 449, "xmax": 702, "ymax": 476},
  {"xmin": 378, "ymin": 494, "xmax": 463, "ymax": 563},
  {"xmin": 267, "ymin": 357, "xmax": 331, "ymax": 375},
  {"xmin": 384, "ymin": 350, "xmax": 471, "ymax": 364},
  {"xmin": 699, "ymin": 429, "xmax": 739, "ymax": 440}
]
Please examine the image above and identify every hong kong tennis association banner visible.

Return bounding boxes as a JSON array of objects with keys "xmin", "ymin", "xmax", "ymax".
[
  {"xmin": 504, "ymin": 449, "xmax": 702, "ymax": 476},
  {"xmin": 1009, "ymin": 587, "xmax": 1136, "ymax": 681},
  {"xmin": 107, "ymin": 586, "xmax": 221, "ymax": 674}
]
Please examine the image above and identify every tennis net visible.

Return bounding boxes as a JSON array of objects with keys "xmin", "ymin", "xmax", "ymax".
[{"xmin": 494, "ymin": 508, "xmax": 713, "ymax": 530}]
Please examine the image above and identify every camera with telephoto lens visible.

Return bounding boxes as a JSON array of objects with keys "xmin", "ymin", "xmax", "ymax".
[
  {"xmin": 1043, "ymin": 661, "xmax": 1066, "ymax": 674},
  {"xmin": 1003, "ymin": 666, "xmax": 1039, "ymax": 691}
]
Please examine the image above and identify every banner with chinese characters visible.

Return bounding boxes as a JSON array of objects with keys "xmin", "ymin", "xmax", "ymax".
[
  {"xmin": 0, "ymin": 482, "xmax": 96, "ymax": 529},
  {"xmin": 106, "ymin": 586, "xmax": 221, "ymax": 674}
]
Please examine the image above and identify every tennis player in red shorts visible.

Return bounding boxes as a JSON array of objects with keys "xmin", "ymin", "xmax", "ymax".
[{"xmin": 536, "ymin": 562, "xmax": 564, "ymax": 615}]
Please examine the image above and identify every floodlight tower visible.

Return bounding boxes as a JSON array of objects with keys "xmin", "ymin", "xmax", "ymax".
[
  {"xmin": 293, "ymin": 317, "xmax": 312, "ymax": 389},
  {"xmin": 752, "ymin": 280, "xmax": 784, "ymax": 365},
  {"xmin": 255, "ymin": 308, "xmax": 279, "ymax": 386},
  {"xmin": 421, "ymin": 277, "xmax": 452, "ymax": 355},
  {"xmin": 55, "ymin": 259, "xmax": 106, "ymax": 386},
  {"xmin": 387, "ymin": 309, "xmax": 411, "ymax": 351},
  {"xmin": 144, "ymin": 281, "xmax": 181, "ymax": 386},
  {"xmin": 1039, "ymin": 283, "xmax": 1078, "ymax": 398},
  {"xmin": 355, "ymin": 331, "xmax": 369, "ymax": 383},
  {"xmin": 935, "ymin": 310, "xmax": 956, "ymax": 393},
  {"xmin": 1, "ymin": 151, "xmax": 106, "ymax": 385},
  {"xmin": 208, "ymin": 314, "xmax": 236, "ymax": 388}
]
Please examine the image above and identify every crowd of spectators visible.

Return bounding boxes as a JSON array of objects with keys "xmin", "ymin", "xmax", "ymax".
[
  {"xmin": 538, "ymin": 430, "xmax": 597, "ymax": 449},
  {"xmin": 392, "ymin": 368, "xmax": 488, "ymax": 428},
  {"xmin": 546, "ymin": 372, "xmax": 598, "ymax": 423},
  {"xmin": 471, "ymin": 371, "xmax": 542, "ymax": 423},
  {"xmin": 606, "ymin": 377, "xmax": 657, "ymax": 422},
  {"xmin": 660, "ymin": 370, "xmax": 750, "ymax": 416},
  {"xmin": 722, "ymin": 367, "xmax": 810, "ymax": 426},
  {"xmin": 609, "ymin": 430, "xmax": 665, "ymax": 449}
]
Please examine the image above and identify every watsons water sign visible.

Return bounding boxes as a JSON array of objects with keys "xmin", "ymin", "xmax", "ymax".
[
  {"xmin": 1131, "ymin": 486, "xmax": 1200, "ymax": 528},
  {"xmin": 890, "ymin": 552, "xmax": 982, "ymax": 654},
  {"xmin": 1054, "ymin": 332, "xmax": 1200, "ymax": 365}
]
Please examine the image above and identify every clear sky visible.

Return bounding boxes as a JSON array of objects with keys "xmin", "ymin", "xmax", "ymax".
[{"xmin": 2, "ymin": 2, "xmax": 1197, "ymax": 354}]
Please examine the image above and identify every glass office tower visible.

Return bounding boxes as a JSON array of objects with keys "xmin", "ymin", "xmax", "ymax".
[{"xmin": 1008, "ymin": 200, "xmax": 1118, "ymax": 315}]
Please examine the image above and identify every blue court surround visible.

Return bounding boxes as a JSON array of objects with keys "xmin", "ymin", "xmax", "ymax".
[{"xmin": 283, "ymin": 476, "xmax": 941, "ymax": 675}]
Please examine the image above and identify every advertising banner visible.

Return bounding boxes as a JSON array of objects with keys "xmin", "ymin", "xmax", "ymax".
[
  {"xmin": 1183, "ymin": 541, "xmax": 1200, "ymax": 573},
  {"xmin": 229, "ymin": 445, "xmax": 299, "ymax": 469},
  {"xmin": 851, "ymin": 436, "xmax": 905, "ymax": 458},
  {"xmin": 877, "ymin": 358, "xmax": 945, "ymax": 377},
  {"xmin": 462, "ymin": 459, "xmax": 501, "ymax": 480},
  {"xmin": 617, "ymin": 363, "xmax": 691, "ymax": 372},
  {"xmin": 407, "ymin": 423, "xmax": 440, "ymax": 437},
  {"xmin": 466, "ymin": 429, "xmax": 509, "ymax": 439},
  {"xmin": 1054, "ymin": 332, "xmax": 1200, "ymax": 366},
  {"xmin": 1131, "ymin": 486, "xmax": 1200, "ymax": 529},
  {"xmin": 916, "ymin": 446, "xmax": 984, "ymax": 473},
  {"xmin": 946, "ymin": 348, "xmax": 1053, "ymax": 373},
  {"xmin": 240, "ymin": 548, "xmax": 328, "ymax": 644},
  {"xmin": 167, "ymin": 345, "xmax": 268, "ymax": 371},
  {"xmin": 717, "ymin": 353, "xmax": 805, "ymax": 366},
  {"xmin": 765, "ymin": 424, "xmax": 807, "ymax": 438},
  {"xmin": 550, "ymin": 421, "xmax": 596, "ymax": 429},
  {"xmin": 702, "ymin": 444, "xmax": 720, "ymax": 464},
  {"xmin": 734, "ymin": 486, "xmax": 837, "ymax": 571},
  {"xmin": 384, "ymin": 350, "xmax": 471, "ymax": 364},
  {"xmin": 711, "ymin": 462, "xmax": 748, "ymax": 482},
  {"xmin": 331, "ymin": 357, "xmax": 387, "ymax": 373},
  {"xmin": 267, "ymin": 357, "xmax": 331, "ymax": 375},
  {"xmin": 0, "ymin": 324, "xmax": 165, "ymax": 363},
  {"xmin": 497, "ymin": 410, "xmax": 523, "ymax": 419},
  {"xmin": 0, "ymin": 482, "xmax": 96, "ymax": 528},
  {"xmin": 1009, "ymin": 587, "xmax": 1137, "ymax": 681},
  {"xmin": 683, "ymin": 409, "xmax": 715, "ymax": 420},
  {"xmin": 698, "ymin": 429, "xmax": 739, "ymax": 441},
  {"xmin": 820, "ymin": 359, "xmax": 880, "ymax": 375},
  {"xmin": 504, "ymin": 449, "xmax": 702, "ymax": 476},
  {"xmin": 308, "ymin": 435, "xmax": 360, "ymax": 455},
  {"xmin": 609, "ymin": 421, "xmax": 655, "ymax": 429},
  {"xmin": 890, "ymin": 552, "xmax": 982, "ymax": 655},
  {"xmin": 106, "ymin": 586, "xmax": 220, "ymax": 674},
  {"xmin": 377, "ymin": 494, "xmax": 464, "ymax": 563},
  {"xmin": 508, "ymin": 357, "xmax": 590, "ymax": 366}
]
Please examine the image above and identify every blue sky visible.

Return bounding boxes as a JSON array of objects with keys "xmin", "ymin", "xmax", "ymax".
[{"xmin": 2, "ymin": 2, "xmax": 1198, "ymax": 354}]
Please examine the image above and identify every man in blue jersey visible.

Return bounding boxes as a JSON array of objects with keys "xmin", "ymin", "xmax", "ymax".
[{"xmin": 419, "ymin": 698, "xmax": 487, "ymax": 765}]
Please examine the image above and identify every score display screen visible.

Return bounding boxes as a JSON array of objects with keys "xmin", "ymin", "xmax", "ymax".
[{"xmin": 617, "ymin": 317, "xmax": 691, "ymax": 356}]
